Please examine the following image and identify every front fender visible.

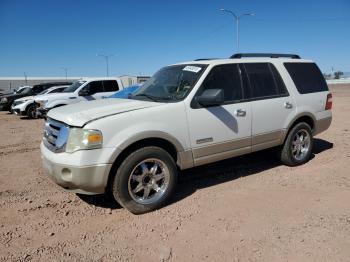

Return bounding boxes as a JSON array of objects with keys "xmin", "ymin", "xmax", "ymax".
[
  {"xmin": 118, "ymin": 130, "xmax": 184, "ymax": 152},
  {"xmin": 105, "ymin": 123, "xmax": 186, "ymax": 162},
  {"xmin": 84, "ymin": 103, "xmax": 192, "ymax": 168}
]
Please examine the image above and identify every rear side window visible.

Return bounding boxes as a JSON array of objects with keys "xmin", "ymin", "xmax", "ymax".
[
  {"xmin": 84, "ymin": 81, "xmax": 104, "ymax": 95},
  {"xmin": 50, "ymin": 87, "xmax": 65, "ymax": 93},
  {"xmin": 243, "ymin": 63, "xmax": 288, "ymax": 99},
  {"xmin": 198, "ymin": 64, "xmax": 243, "ymax": 103},
  {"xmin": 103, "ymin": 80, "xmax": 119, "ymax": 92},
  {"xmin": 284, "ymin": 62, "xmax": 328, "ymax": 94}
]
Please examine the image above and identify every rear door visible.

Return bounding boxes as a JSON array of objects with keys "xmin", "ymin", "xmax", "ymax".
[{"xmin": 241, "ymin": 63, "xmax": 295, "ymax": 151}]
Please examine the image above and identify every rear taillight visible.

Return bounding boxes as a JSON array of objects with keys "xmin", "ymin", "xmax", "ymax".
[{"xmin": 325, "ymin": 93, "xmax": 332, "ymax": 110}]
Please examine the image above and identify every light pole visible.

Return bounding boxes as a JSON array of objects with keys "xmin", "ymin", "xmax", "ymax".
[
  {"xmin": 61, "ymin": 67, "xmax": 68, "ymax": 80},
  {"xmin": 24, "ymin": 72, "xmax": 28, "ymax": 85},
  {"xmin": 220, "ymin": 8, "xmax": 255, "ymax": 52},
  {"xmin": 97, "ymin": 54, "xmax": 114, "ymax": 76}
]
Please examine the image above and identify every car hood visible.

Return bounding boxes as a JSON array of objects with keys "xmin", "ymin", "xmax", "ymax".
[
  {"xmin": 0, "ymin": 92, "xmax": 14, "ymax": 97},
  {"xmin": 15, "ymin": 96, "xmax": 34, "ymax": 102},
  {"xmin": 0, "ymin": 93, "xmax": 29, "ymax": 101},
  {"xmin": 48, "ymin": 98, "xmax": 162, "ymax": 127},
  {"xmin": 34, "ymin": 92, "xmax": 73, "ymax": 102}
]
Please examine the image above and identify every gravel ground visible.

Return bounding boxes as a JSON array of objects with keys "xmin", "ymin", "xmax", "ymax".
[{"xmin": 0, "ymin": 85, "xmax": 349, "ymax": 261}]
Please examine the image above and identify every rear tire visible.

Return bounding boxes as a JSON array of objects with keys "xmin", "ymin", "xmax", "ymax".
[
  {"xmin": 280, "ymin": 122, "xmax": 313, "ymax": 166},
  {"xmin": 111, "ymin": 146, "xmax": 178, "ymax": 214}
]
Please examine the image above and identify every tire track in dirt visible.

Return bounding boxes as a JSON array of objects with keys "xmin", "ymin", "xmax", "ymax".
[
  {"xmin": 0, "ymin": 141, "xmax": 41, "ymax": 156},
  {"xmin": 0, "ymin": 147, "xmax": 40, "ymax": 156}
]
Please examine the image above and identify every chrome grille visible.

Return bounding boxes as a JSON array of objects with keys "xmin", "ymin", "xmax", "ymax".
[{"xmin": 43, "ymin": 118, "xmax": 69, "ymax": 152}]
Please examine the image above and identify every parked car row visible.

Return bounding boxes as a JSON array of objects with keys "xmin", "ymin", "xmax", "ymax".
[
  {"xmin": 0, "ymin": 86, "xmax": 32, "ymax": 97},
  {"xmin": 0, "ymin": 78, "xmax": 141, "ymax": 118},
  {"xmin": 38, "ymin": 53, "xmax": 332, "ymax": 214},
  {"xmin": 0, "ymin": 82, "xmax": 72, "ymax": 112},
  {"xmin": 11, "ymin": 85, "xmax": 70, "ymax": 118}
]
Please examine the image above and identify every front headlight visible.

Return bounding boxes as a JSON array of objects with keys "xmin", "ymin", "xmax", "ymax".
[
  {"xmin": 65, "ymin": 128, "xmax": 103, "ymax": 153},
  {"xmin": 1, "ymin": 97, "xmax": 8, "ymax": 103}
]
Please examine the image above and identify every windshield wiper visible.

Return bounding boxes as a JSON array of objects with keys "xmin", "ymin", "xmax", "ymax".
[{"xmin": 132, "ymin": 93, "xmax": 160, "ymax": 102}]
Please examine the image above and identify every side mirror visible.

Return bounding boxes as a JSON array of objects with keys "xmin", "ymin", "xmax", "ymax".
[
  {"xmin": 196, "ymin": 89, "xmax": 224, "ymax": 107},
  {"xmin": 78, "ymin": 89, "xmax": 90, "ymax": 96}
]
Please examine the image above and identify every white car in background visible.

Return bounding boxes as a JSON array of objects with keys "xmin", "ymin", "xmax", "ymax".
[
  {"xmin": 35, "ymin": 78, "xmax": 125, "ymax": 118},
  {"xmin": 11, "ymin": 85, "xmax": 68, "ymax": 118}
]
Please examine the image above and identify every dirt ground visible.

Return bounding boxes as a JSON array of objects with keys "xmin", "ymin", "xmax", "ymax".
[{"xmin": 0, "ymin": 84, "xmax": 349, "ymax": 261}]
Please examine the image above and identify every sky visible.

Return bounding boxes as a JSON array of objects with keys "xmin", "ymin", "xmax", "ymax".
[{"xmin": 0, "ymin": 0, "xmax": 349, "ymax": 77}]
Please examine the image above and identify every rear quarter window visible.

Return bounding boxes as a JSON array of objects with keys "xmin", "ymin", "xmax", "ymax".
[
  {"xmin": 103, "ymin": 80, "xmax": 119, "ymax": 92},
  {"xmin": 284, "ymin": 62, "xmax": 328, "ymax": 94},
  {"xmin": 50, "ymin": 88, "xmax": 65, "ymax": 93}
]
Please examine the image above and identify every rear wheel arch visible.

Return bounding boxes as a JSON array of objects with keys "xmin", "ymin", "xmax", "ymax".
[
  {"xmin": 286, "ymin": 114, "xmax": 315, "ymax": 136},
  {"xmin": 280, "ymin": 122, "xmax": 314, "ymax": 166}
]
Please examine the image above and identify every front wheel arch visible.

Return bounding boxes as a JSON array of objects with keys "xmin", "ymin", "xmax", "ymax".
[
  {"xmin": 106, "ymin": 138, "xmax": 178, "ymax": 196},
  {"xmin": 25, "ymin": 103, "xmax": 36, "ymax": 118},
  {"xmin": 111, "ymin": 146, "xmax": 178, "ymax": 214}
]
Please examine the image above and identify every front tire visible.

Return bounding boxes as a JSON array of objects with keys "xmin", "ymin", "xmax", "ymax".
[
  {"xmin": 111, "ymin": 146, "xmax": 178, "ymax": 214},
  {"xmin": 26, "ymin": 104, "xmax": 37, "ymax": 118},
  {"xmin": 280, "ymin": 122, "xmax": 313, "ymax": 166}
]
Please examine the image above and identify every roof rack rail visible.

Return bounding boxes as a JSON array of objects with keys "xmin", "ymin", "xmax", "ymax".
[
  {"xmin": 194, "ymin": 58, "xmax": 219, "ymax": 61},
  {"xmin": 230, "ymin": 53, "xmax": 301, "ymax": 59}
]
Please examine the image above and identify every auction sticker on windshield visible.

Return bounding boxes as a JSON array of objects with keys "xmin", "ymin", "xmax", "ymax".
[{"xmin": 183, "ymin": 65, "xmax": 202, "ymax": 73}]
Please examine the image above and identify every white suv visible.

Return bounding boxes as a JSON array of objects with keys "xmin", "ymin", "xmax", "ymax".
[
  {"xmin": 41, "ymin": 53, "xmax": 332, "ymax": 214},
  {"xmin": 35, "ymin": 77, "xmax": 124, "ymax": 117}
]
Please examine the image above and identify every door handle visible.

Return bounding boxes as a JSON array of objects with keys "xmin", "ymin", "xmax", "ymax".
[
  {"xmin": 284, "ymin": 102, "xmax": 293, "ymax": 109},
  {"xmin": 234, "ymin": 109, "xmax": 246, "ymax": 117}
]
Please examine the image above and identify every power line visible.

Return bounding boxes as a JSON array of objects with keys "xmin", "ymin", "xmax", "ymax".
[{"xmin": 253, "ymin": 17, "xmax": 349, "ymax": 23}]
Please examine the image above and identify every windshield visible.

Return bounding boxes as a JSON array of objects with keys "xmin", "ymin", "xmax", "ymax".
[
  {"xmin": 20, "ymin": 87, "xmax": 32, "ymax": 94},
  {"xmin": 37, "ymin": 88, "xmax": 50, "ymax": 95},
  {"xmin": 17, "ymin": 87, "xmax": 30, "ymax": 94},
  {"xmin": 63, "ymin": 81, "xmax": 86, "ymax": 93},
  {"xmin": 132, "ymin": 64, "xmax": 207, "ymax": 102}
]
